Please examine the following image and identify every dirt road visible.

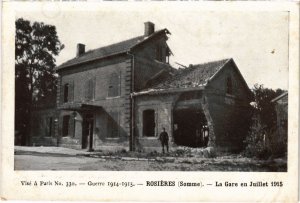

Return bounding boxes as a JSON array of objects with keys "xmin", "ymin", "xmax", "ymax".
[{"xmin": 14, "ymin": 149, "xmax": 286, "ymax": 171}]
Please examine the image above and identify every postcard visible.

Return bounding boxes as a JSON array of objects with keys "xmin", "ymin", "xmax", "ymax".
[{"xmin": 1, "ymin": 1, "xmax": 299, "ymax": 202}]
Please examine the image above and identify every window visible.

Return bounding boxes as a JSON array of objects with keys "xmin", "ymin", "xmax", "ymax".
[
  {"xmin": 62, "ymin": 81, "xmax": 74, "ymax": 103},
  {"xmin": 166, "ymin": 47, "xmax": 170, "ymax": 64},
  {"xmin": 62, "ymin": 115, "xmax": 70, "ymax": 137},
  {"xmin": 85, "ymin": 78, "xmax": 95, "ymax": 100},
  {"xmin": 143, "ymin": 109, "xmax": 155, "ymax": 137},
  {"xmin": 63, "ymin": 83, "xmax": 69, "ymax": 102},
  {"xmin": 108, "ymin": 73, "xmax": 120, "ymax": 97},
  {"xmin": 45, "ymin": 117, "xmax": 53, "ymax": 137},
  {"xmin": 226, "ymin": 77, "xmax": 233, "ymax": 94},
  {"xmin": 107, "ymin": 112, "xmax": 119, "ymax": 138}
]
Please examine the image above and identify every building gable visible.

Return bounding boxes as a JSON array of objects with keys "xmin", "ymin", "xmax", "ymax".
[{"xmin": 207, "ymin": 59, "xmax": 252, "ymax": 101}]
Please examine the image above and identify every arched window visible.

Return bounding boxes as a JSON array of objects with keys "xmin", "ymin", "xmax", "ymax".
[
  {"xmin": 108, "ymin": 73, "xmax": 120, "ymax": 97},
  {"xmin": 226, "ymin": 77, "xmax": 233, "ymax": 94},
  {"xmin": 143, "ymin": 109, "xmax": 155, "ymax": 137}
]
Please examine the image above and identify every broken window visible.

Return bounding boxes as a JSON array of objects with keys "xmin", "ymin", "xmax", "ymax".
[
  {"xmin": 143, "ymin": 109, "xmax": 155, "ymax": 137},
  {"xmin": 166, "ymin": 48, "xmax": 170, "ymax": 64},
  {"xmin": 62, "ymin": 115, "xmax": 70, "ymax": 137},
  {"xmin": 107, "ymin": 112, "xmax": 119, "ymax": 138},
  {"xmin": 108, "ymin": 73, "xmax": 120, "ymax": 97},
  {"xmin": 226, "ymin": 77, "xmax": 233, "ymax": 94}
]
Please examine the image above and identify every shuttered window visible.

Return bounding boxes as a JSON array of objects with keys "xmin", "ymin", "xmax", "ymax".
[
  {"xmin": 62, "ymin": 115, "xmax": 75, "ymax": 137},
  {"xmin": 85, "ymin": 77, "xmax": 95, "ymax": 100},
  {"xmin": 62, "ymin": 115, "xmax": 70, "ymax": 137},
  {"xmin": 108, "ymin": 73, "xmax": 120, "ymax": 97},
  {"xmin": 61, "ymin": 81, "xmax": 74, "ymax": 103},
  {"xmin": 45, "ymin": 117, "xmax": 53, "ymax": 137}
]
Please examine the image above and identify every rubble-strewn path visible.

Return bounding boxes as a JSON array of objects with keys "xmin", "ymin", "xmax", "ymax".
[{"xmin": 14, "ymin": 146, "xmax": 287, "ymax": 171}]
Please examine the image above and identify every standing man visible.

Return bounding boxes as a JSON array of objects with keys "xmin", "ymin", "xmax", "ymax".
[
  {"xmin": 159, "ymin": 127, "xmax": 169, "ymax": 154},
  {"xmin": 203, "ymin": 125, "xmax": 209, "ymax": 147}
]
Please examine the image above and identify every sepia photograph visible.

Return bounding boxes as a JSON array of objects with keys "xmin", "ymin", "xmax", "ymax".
[
  {"xmin": 13, "ymin": 9, "xmax": 289, "ymax": 172},
  {"xmin": 1, "ymin": 2, "xmax": 299, "ymax": 202}
]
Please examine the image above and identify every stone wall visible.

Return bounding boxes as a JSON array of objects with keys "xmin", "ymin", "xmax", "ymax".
[
  {"xmin": 205, "ymin": 61, "xmax": 252, "ymax": 152},
  {"xmin": 56, "ymin": 55, "xmax": 132, "ymax": 150},
  {"xmin": 134, "ymin": 94, "xmax": 176, "ymax": 152}
]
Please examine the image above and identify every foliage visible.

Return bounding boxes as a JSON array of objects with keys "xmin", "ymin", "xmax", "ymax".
[
  {"xmin": 243, "ymin": 84, "xmax": 286, "ymax": 159},
  {"xmin": 243, "ymin": 122, "xmax": 270, "ymax": 159},
  {"xmin": 251, "ymin": 84, "xmax": 284, "ymax": 131},
  {"xmin": 15, "ymin": 18, "xmax": 64, "ymax": 145}
]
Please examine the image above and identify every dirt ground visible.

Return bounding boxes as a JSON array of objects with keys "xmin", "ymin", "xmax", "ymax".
[{"xmin": 14, "ymin": 147, "xmax": 287, "ymax": 171}]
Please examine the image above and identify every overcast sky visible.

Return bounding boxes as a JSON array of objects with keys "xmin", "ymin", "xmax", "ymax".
[{"xmin": 17, "ymin": 8, "xmax": 289, "ymax": 90}]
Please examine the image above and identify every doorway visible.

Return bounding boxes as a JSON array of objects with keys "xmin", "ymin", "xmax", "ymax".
[
  {"xmin": 173, "ymin": 108, "xmax": 208, "ymax": 147},
  {"xmin": 82, "ymin": 114, "xmax": 94, "ymax": 149}
]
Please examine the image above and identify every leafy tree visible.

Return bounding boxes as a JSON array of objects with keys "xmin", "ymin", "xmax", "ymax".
[
  {"xmin": 252, "ymin": 84, "xmax": 284, "ymax": 131},
  {"xmin": 243, "ymin": 84, "xmax": 286, "ymax": 158},
  {"xmin": 15, "ymin": 18, "xmax": 64, "ymax": 145}
]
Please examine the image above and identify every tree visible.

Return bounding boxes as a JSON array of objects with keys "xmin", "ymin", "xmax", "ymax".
[
  {"xmin": 15, "ymin": 18, "xmax": 64, "ymax": 145},
  {"xmin": 252, "ymin": 84, "xmax": 284, "ymax": 131},
  {"xmin": 243, "ymin": 84, "xmax": 285, "ymax": 158}
]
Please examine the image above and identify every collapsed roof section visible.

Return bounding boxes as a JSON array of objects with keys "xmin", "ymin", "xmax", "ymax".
[{"xmin": 133, "ymin": 58, "xmax": 231, "ymax": 96}]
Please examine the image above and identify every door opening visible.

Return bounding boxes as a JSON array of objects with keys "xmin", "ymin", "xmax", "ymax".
[
  {"xmin": 82, "ymin": 114, "xmax": 94, "ymax": 149},
  {"xmin": 173, "ymin": 108, "xmax": 208, "ymax": 148}
]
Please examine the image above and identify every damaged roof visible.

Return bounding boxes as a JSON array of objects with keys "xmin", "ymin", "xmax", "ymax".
[
  {"xmin": 133, "ymin": 58, "xmax": 231, "ymax": 96},
  {"xmin": 151, "ymin": 58, "xmax": 230, "ymax": 89},
  {"xmin": 56, "ymin": 29, "xmax": 170, "ymax": 70}
]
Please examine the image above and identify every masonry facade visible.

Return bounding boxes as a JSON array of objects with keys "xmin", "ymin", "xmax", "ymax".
[{"xmin": 29, "ymin": 22, "xmax": 252, "ymax": 152}]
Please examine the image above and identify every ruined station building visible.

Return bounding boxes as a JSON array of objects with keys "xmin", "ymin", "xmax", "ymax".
[{"xmin": 30, "ymin": 22, "xmax": 252, "ymax": 152}]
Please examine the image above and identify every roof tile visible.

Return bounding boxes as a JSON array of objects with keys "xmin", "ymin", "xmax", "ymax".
[
  {"xmin": 57, "ymin": 29, "xmax": 169, "ymax": 70},
  {"xmin": 147, "ymin": 58, "xmax": 230, "ymax": 90}
]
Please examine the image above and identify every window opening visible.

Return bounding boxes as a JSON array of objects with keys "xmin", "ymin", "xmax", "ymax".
[
  {"xmin": 62, "ymin": 115, "xmax": 70, "ymax": 137},
  {"xmin": 108, "ymin": 73, "xmax": 120, "ymax": 97},
  {"xmin": 64, "ymin": 84, "xmax": 69, "ymax": 102},
  {"xmin": 143, "ymin": 109, "xmax": 155, "ymax": 137},
  {"xmin": 226, "ymin": 77, "xmax": 233, "ymax": 94}
]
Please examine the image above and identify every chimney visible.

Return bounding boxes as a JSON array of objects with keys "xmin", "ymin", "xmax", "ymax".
[
  {"xmin": 76, "ymin": 43, "xmax": 85, "ymax": 57},
  {"xmin": 144, "ymin": 22, "xmax": 155, "ymax": 37}
]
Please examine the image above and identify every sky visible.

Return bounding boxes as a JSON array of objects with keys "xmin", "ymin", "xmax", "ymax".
[{"xmin": 17, "ymin": 7, "xmax": 289, "ymax": 90}]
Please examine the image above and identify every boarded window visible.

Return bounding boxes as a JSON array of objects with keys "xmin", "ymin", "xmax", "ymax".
[
  {"xmin": 108, "ymin": 73, "xmax": 120, "ymax": 97},
  {"xmin": 107, "ymin": 112, "xmax": 119, "ymax": 138},
  {"xmin": 226, "ymin": 77, "xmax": 233, "ymax": 94},
  {"xmin": 85, "ymin": 77, "xmax": 95, "ymax": 100}
]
